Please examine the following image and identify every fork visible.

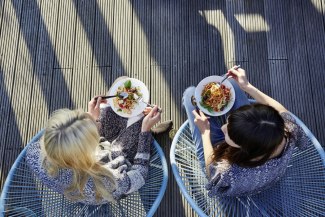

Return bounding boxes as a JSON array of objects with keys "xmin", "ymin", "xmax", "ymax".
[
  {"xmin": 137, "ymin": 97, "xmax": 163, "ymax": 113},
  {"xmin": 220, "ymin": 65, "xmax": 241, "ymax": 84}
]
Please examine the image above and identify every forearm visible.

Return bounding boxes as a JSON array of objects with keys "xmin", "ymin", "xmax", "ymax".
[
  {"xmin": 201, "ymin": 131, "xmax": 214, "ymax": 169},
  {"xmin": 244, "ymin": 84, "xmax": 288, "ymax": 113}
]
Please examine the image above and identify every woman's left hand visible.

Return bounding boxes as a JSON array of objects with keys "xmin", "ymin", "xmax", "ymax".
[
  {"xmin": 88, "ymin": 96, "xmax": 107, "ymax": 120},
  {"xmin": 192, "ymin": 110, "xmax": 210, "ymax": 135}
]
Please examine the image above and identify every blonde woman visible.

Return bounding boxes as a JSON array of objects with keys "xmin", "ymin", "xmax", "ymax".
[{"xmin": 26, "ymin": 93, "xmax": 161, "ymax": 204}]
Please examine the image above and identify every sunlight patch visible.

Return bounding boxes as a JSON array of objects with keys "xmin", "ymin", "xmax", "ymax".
[{"xmin": 235, "ymin": 14, "xmax": 270, "ymax": 32}]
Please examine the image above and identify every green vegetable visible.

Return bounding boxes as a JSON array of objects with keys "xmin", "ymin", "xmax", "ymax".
[
  {"xmin": 124, "ymin": 80, "xmax": 132, "ymax": 89},
  {"xmin": 117, "ymin": 109, "xmax": 122, "ymax": 112},
  {"xmin": 200, "ymin": 102, "xmax": 214, "ymax": 113}
]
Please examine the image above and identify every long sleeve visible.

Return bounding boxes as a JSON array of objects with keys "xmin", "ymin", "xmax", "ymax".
[
  {"xmin": 104, "ymin": 132, "xmax": 153, "ymax": 200},
  {"xmin": 281, "ymin": 112, "xmax": 312, "ymax": 150}
]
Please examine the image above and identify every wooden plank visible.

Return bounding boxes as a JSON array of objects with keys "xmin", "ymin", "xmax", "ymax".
[
  {"xmin": 268, "ymin": 60, "xmax": 294, "ymax": 111},
  {"xmin": 49, "ymin": 69, "xmax": 73, "ymax": 113},
  {"xmin": 91, "ymin": 66, "xmax": 112, "ymax": 96},
  {"xmin": 93, "ymin": 0, "xmax": 115, "ymax": 67},
  {"xmin": 150, "ymin": 0, "xmax": 169, "ymax": 67},
  {"xmin": 188, "ymin": 0, "xmax": 210, "ymax": 82},
  {"xmin": 0, "ymin": 0, "xmax": 23, "ymax": 91},
  {"xmin": 28, "ymin": 0, "xmax": 60, "ymax": 135},
  {"xmin": 130, "ymin": 0, "xmax": 151, "ymax": 84},
  {"xmin": 323, "ymin": 0, "xmax": 325, "ymax": 22},
  {"xmin": 283, "ymin": 0, "xmax": 317, "ymax": 132},
  {"xmin": 204, "ymin": 0, "xmax": 228, "ymax": 75},
  {"xmin": 71, "ymin": 0, "xmax": 96, "ymax": 110},
  {"xmin": 0, "ymin": 0, "xmax": 24, "ymax": 191},
  {"xmin": 225, "ymin": 0, "xmax": 248, "ymax": 64},
  {"xmin": 264, "ymin": 0, "xmax": 287, "ymax": 60},
  {"xmin": 54, "ymin": 0, "xmax": 77, "ymax": 68},
  {"xmin": 112, "ymin": 0, "xmax": 132, "ymax": 76},
  {"xmin": 0, "ymin": 149, "xmax": 21, "ymax": 190},
  {"xmin": 150, "ymin": 1, "xmax": 191, "ymax": 216},
  {"xmin": 0, "ymin": 0, "xmax": 5, "ymax": 35},
  {"xmin": 10, "ymin": 0, "xmax": 41, "ymax": 146},
  {"xmin": 244, "ymin": 0, "xmax": 271, "ymax": 95},
  {"xmin": 301, "ymin": 0, "xmax": 325, "ymax": 145},
  {"xmin": 0, "ymin": 68, "xmax": 22, "ymax": 190}
]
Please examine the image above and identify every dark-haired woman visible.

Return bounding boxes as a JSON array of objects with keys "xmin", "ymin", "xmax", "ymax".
[{"xmin": 183, "ymin": 66, "xmax": 311, "ymax": 197}]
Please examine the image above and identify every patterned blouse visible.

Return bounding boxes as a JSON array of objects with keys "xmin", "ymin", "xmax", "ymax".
[
  {"xmin": 26, "ymin": 107, "xmax": 153, "ymax": 204},
  {"xmin": 206, "ymin": 112, "xmax": 312, "ymax": 197}
]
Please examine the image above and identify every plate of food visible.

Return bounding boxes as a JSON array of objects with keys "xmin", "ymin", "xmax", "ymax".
[
  {"xmin": 108, "ymin": 78, "xmax": 149, "ymax": 118},
  {"xmin": 195, "ymin": 76, "xmax": 235, "ymax": 116}
]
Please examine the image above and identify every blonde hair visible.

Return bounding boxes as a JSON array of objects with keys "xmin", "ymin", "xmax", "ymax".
[{"xmin": 41, "ymin": 109, "xmax": 116, "ymax": 202}]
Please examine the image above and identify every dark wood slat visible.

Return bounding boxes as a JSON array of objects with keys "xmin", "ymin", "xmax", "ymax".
[
  {"xmin": 91, "ymin": 66, "xmax": 112, "ymax": 96},
  {"xmin": 300, "ymin": 0, "xmax": 325, "ymax": 147},
  {"xmin": 264, "ymin": 0, "xmax": 287, "ymax": 60},
  {"xmin": 0, "ymin": 149, "xmax": 21, "ymax": 190},
  {"xmin": 130, "ymin": 0, "xmax": 151, "ymax": 85},
  {"xmin": 53, "ymin": 0, "xmax": 77, "ymax": 69},
  {"xmin": 71, "ymin": 0, "xmax": 96, "ymax": 110},
  {"xmin": 205, "ymin": 0, "xmax": 228, "ymax": 75},
  {"xmin": 50, "ymin": 69, "xmax": 73, "ymax": 112},
  {"xmin": 112, "ymin": 0, "xmax": 132, "ymax": 75},
  {"xmin": 244, "ymin": 0, "xmax": 271, "ymax": 95},
  {"xmin": 28, "ymin": 0, "xmax": 60, "ymax": 135},
  {"xmin": 93, "ymin": 0, "xmax": 115, "ymax": 67},
  {"xmin": 268, "ymin": 60, "xmax": 294, "ymax": 111},
  {"xmin": 0, "ymin": 0, "xmax": 24, "ymax": 190},
  {"xmin": 150, "ymin": 1, "xmax": 188, "ymax": 216},
  {"xmin": 0, "ymin": 0, "xmax": 5, "ymax": 36},
  {"xmin": 225, "ymin": 0, "xmax": 248, "ymax": 64},
  {"xmin": 13, "ymin": 0, "xmax": 41, "ymax": 144},
  {"xmin": 283, "ymin": 0, "xmax": 317, "ymax": 132}
]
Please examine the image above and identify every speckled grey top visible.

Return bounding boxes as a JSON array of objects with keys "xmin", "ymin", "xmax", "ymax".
[
  {"xmin": 26, "ymin": 107, "xmax": 153, "ymax": 204},
  {"xmin": 206, "ymin": 112, "xmax": 312, "ymax": 197}
]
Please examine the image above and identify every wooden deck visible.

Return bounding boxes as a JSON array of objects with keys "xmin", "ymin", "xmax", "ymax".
[{"xmin": 0, "ymin": 0, "xmax": 324, "ymax": 216}]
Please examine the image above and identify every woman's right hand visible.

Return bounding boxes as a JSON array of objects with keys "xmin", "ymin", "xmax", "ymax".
[
  {"xmin": 141, "ymin": 105, "xmax": 161, "ymax": 132},
  {"xmin": 88, "ymin": 96, "xmax": 107, "ymax": 120},
  {"xmin": 192, "ymin": 110, "xmax": 210, "ymax": 135},
  {"xmin": 227, "ymin": 66, "xmax": 251, "ymax": 91}
]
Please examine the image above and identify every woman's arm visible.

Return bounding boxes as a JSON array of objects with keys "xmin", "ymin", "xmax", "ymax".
[
  {"xmin": 192, "ymin": 110, "xmax": 214, "ymax": 175},
  {"xmin": 228, "ymin": 66, "xmax": 288, "ymax": 113},
  {"xmin": 112, "ymin": 106, "xmax": 161, "ymax": 199}
]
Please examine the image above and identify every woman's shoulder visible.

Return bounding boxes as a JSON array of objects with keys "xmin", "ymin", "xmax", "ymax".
[
  {"xmin": 26, "ymin": 140, "xmax": 42, "ymax": 167},
  {"xmin": 280, "ymin": 112, "xmax": 312, "ymax": 150},
  {"xmin": 207, "ymin": 144, "xmax": 295, "ymax": 196}
]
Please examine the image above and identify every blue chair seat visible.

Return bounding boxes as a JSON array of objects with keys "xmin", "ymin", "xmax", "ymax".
[
  {"xmin": 0, "ymin": 131, "xmax": 168, "ymax": 217},
  {"xmin": 170, "ymin": 114, "xmax": 325, "ymax": 217}
]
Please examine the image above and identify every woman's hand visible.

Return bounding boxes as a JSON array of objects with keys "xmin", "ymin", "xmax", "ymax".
[
  {"xmin": 141, "ymin": 105, "xmax": 161, "ymax": 132},
  {"xmin": 192, "ymin": 110, "xmax": 210, "ymax": 135},
  {"xmin": 227, "ymin": 66, "xmax": 251, "ymax": 91},
  {"xmin": 88, "ymin": 96, "xmax": 107, "ymax": 120},
  {"xmin": 143, "ymin": 107, "xmax": 152, "ymax": 116}
]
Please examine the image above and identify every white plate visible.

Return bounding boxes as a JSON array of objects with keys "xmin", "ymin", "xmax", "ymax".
[
  {"xmin": 195, "ymin": 76, "xmax": 235, "ymax": 116},
  {"xmin": 108, "ymin": 78, "xmax": 149, "ymax": 118}
]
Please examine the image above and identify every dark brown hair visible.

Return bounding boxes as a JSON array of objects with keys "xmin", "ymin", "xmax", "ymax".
[{"xmin": 212, "ymin": 104, "xmax": 287, "ymax": 167}]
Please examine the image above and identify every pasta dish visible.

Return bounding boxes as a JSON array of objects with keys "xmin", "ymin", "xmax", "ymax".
[
  {"xmin": 113, "ymin": 80, "xmax": 142, "ymax": 114},
  {"xmin": 200, "ymin": 82, "xmax": 231, "ymax": 112}
]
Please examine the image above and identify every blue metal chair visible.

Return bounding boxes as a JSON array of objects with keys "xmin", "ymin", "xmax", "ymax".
[
  {"xmin": 0, "ymin": 130, "xmax": 168, "ymax": 217},
  {"xmin": 170, "ymin": 114, "xmax": 325, "ymax": 217}
]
